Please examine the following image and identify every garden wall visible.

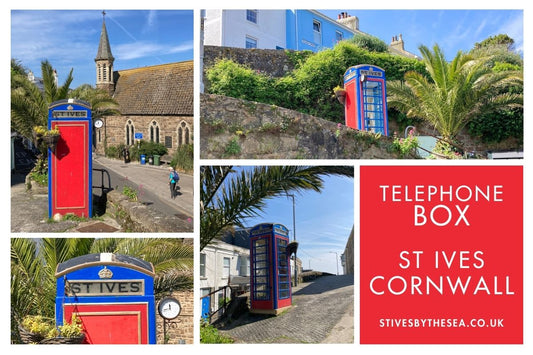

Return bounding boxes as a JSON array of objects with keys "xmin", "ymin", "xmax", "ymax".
[
  {"xmin": 203, "ymin": 45, "xmax": 296, "ymax": 79},
  {"xmin": 200, "ymin": 93, "xmax": 403, "ymax": 159}
]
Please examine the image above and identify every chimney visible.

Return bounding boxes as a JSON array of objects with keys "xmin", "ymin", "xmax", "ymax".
[
  {"xmin": 337, "ymin": 12, "xmax": 359, "ymax": 31},
  {"xmin": 390, "ymin": 33, "xmax": 405, "ymax": 51}
]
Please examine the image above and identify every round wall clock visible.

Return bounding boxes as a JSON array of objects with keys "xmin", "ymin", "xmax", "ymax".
[{"xmin": 158, "ymin": 297, "xmax": 181, "ymax": 320}]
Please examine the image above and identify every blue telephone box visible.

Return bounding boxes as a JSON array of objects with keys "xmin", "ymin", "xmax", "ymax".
[
  {"xmin": 249, "ymin": 223, "xmax": 292, "ymax": 315},
  {"xmin": 55, "ymin": 253, "xmax": 156, "ymax": 344},
  {"xmin": 343, "ymin": 64, "xmax": 389, "ymax": 135}
]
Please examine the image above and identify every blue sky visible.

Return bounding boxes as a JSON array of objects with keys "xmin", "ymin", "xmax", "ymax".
[
  {"xmin": 11, "ymin": 10, "xmax": 194, "ymax": 88},
  {"xmin": 320, "ymin": 9, "xmax": 523, "ymax": 60},
  {"xmin": 228, "ymin": 167, "xmax": 355, "ymax": 275},
  {"xmin": 10, "ymin": 9, "xmax": 523, "ymax": 89}
]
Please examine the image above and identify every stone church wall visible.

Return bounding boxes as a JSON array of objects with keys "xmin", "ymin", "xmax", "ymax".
[{"xmin": 94, "ymin": 115, "xmax": 193, "ymax": 156}]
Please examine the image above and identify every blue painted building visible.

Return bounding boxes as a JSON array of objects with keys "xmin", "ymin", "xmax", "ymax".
[
  {"xmin": 203, "ymin": 10, "xmax": 362, "ymax": 52},
  {"xmin": 285, "ymin": 10, "xmax": 359, "ymax": 51}
]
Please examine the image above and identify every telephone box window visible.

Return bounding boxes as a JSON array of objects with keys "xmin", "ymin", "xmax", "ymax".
[
  {"xmin": 252, "ymin": 238, "xmax": 270, "ymax": 300},
  {"xmin": 277, "ymin": 238, "xmax": 290, "ymax": 299}
]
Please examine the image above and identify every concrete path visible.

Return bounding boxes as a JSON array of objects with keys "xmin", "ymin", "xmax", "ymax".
[{"xmin": 219, "ymin": 274, "xmax": 354, "ymax": 344}]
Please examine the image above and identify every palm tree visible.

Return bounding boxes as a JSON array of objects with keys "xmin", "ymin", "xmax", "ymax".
[
  {"xmin": 11, "ymin": 237, "xmax": 193, "ymax": 340},
  {"xmin": 69, "ymin": 84, "xmax": 120, "ymax": 120},
  {"xmin": 386, "ymin": 44, "xmax": 523, "ymax": 141},
  {"xmin": 200, "ymin": 165, "xmax": 354, "ymax": 250},
  {"xmin": 11, "ymin": 60, "xmax": 74, "ymax": 174},
  {"xmin": 11, "ymin": 60, "xmax": 74, "ymax": 139}
]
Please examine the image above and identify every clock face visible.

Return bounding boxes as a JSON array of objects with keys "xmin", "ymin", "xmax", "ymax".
[
  {"xmin": 94, "ymin": 119, "xmax": 103, "ymax": 128},
  {"xmin": 158, "ymin": 297, "xmax": 181, "ymax": 319}
]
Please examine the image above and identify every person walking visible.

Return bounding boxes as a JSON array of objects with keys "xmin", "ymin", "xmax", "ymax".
[{"xmin": 168, "ymin": 167, "xmax": 179, "ymax": 199}]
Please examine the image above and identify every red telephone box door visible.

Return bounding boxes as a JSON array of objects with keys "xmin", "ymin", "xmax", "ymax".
[
  {"xmin": 64, "ymin": 303, "xmax": 149, "ymax": 344},
  {"xmin": 50, "ymin": 121, "xmax": 90, "ymax": 217}
]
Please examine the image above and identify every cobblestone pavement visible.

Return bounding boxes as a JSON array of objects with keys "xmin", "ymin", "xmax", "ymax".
[{"xmin": 219, "ymin": 274, "xmax": 354, "ymax": 344}]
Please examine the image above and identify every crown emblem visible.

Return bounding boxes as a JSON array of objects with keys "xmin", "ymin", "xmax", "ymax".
[
  {"xmin": 67, "ymin": 105, "xmax": 73, "ymax": 110},
  {"xmin": 98, "ymin": 267, "xmax": 113, "ymax": 279}
]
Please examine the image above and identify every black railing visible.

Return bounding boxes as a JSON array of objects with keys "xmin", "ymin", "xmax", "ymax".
[
  {"xmin": 92, "ymin": 168, "xmax": 112, "ymax": 194},
  {"xmin": 200, "ymin": 285, "xmax": 232, "ymax": 324}
]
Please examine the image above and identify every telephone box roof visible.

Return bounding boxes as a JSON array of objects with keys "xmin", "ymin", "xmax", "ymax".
[{"xmin": 55, "ymin": 253, "xmax": 155, "ymax": 277}]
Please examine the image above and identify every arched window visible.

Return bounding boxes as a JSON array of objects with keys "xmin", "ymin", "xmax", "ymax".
[
  {"xmin": 150, "ymin": 120, "xmax": 160, "ymax": 144},
  {"xmin": 178, "ymin": 120, "xmax": 191, "ymax": 147},
  {"xmin": 125, "ymin": 120, "xmax": 135, "ymax": 146}
]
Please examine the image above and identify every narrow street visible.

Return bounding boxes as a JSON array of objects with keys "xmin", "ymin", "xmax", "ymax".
[
  {"xmin": 10, "ymin": 155, "xmax": 194, "ymax": 233},
  {"xmin": 218, "ymin": 274, "xmax": 354, "ymax": 344}
]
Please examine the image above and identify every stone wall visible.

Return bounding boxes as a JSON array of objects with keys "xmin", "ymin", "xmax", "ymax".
[
  {"xmin": 107, "ymin": 190, "xmax": 193, "ymax": 232},
  {"xmin": 156, "ymin": 290, "xmax": 194, "ymax": 344},
  {"xmin": 95, "ymin": 115, "xmax": 194, "ymax": 155},
  {"xmin": 203, "ymin": 45, "xmax": 296, "ymax": 79},
  {"xmin": 200, "ymin": 93, "xmax": 404, "ymax": 159}
]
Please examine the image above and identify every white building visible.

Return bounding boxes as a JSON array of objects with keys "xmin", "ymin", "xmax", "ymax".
[
  {"xmin": 200, "ymin": 232, "xmax": 250, "ymax": 316},
  {"xmin": 203, "ymin": 9, "xmax": 286, "ymax": 49}
]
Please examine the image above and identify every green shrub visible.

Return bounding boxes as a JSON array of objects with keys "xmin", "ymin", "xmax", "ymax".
[
  {"xmin": 205, "ymin": 41, "xmax": 427, "ymax": 123},
  {"xmin": 347, "ymin": 33, "xmax": 389, "ymax": 52},
  {"xmin": 223, "ymin": 137, "xmax": 241, "ymax": 157},
  {"xmin": 200, "ymin": 321, "xmax": 234, "ymax": 344},
  {"xmin": 467, "ymin": 108, "xmax": 523, "ymax": 143},
  {"xmin": 30, "ymin": 171, "xmax": 48, "ymax": 186},
  {"xmin": 137, "ymin": 140, "xmax": 168, "ymax": 156},
  {"xmin": 171, "ymin": 144, "xmax": 193, "ymax": 173}
]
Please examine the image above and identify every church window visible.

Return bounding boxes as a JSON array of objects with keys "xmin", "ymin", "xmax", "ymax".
[
  {"xmin": 125, "ymin": 120, "xmax": 135, "ymax": 146},
  {"xmin": 178, "ymin": 121, "xmax": 191, "ymax": 147},
  {"xmin": 150, "ymin": 120, "xmax": 160, "ymax": 144}
]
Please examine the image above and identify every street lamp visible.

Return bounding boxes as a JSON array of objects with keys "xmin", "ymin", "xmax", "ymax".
[
  {"xmin": 286, "ymin": 193, "xmax": 298, "ymax": 286},
  {"xmin": 329, "ymin": 251, "xmax": 339, "ymax": 275}
]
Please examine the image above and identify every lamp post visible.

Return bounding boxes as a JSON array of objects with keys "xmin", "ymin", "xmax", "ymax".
[
  {"xmin": 286, "ymin": 193, "xmax": 297, "ymax": 286},
  {"xmin": 330, "ymin": 251, "xmax": 339, "ymax": 275}
]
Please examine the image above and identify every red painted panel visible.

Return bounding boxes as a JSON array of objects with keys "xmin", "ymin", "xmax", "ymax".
[
  {"xmin": 344, "ymin": 80, "xmax": 357, "ymax": 129},
  {"xmin": 51, "ymin": 122, "xmax": 89, "ymax": 217},
  {"xmin": 277, "ymin": 297, "xmax": 291, "ymax": 308},
  {"xmin": 63, "ymin": 303, "xmax": 149, "ymax": 344},
  {"xmin": 251, "ymin": 299, "xmax": 274, "ymax": 310}
]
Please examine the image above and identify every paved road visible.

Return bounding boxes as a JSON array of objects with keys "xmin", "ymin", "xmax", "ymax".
[
  {"xmin": 92, "ymin": 156, "xmax": 193, "ymax": 219},
  {"xmin": 10, "ymin": 155, "xmax": 193, "ymax": 233},
  {"xmin": 219, "ymin": 274, "xmax": 354, "ymax": 344}
]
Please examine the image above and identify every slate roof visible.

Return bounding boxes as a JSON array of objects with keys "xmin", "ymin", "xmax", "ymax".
[
  {"xmin": 221, "ymin": 228, "xmax": 250, "ymax": 250},
  {"xmin": 112, "ymin": 61, "xmax": 193, "ymax": 116},
  {"xmin": 95, "ymin": 19, "xmax": 114, "ymax": 61}
]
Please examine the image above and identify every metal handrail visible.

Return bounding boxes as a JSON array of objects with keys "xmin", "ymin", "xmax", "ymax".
[
  {"xmin": 200, "ymin": 285, "xmax": 232, "ymax": 323},
  {"xmin": 92, "ymin": 168, "xmax": 112, "ymax": 193}
]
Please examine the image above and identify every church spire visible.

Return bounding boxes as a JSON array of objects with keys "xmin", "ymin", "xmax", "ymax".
[{"xmin": 95, "ymin": 10, "xmax": 115, "ymax": 94}]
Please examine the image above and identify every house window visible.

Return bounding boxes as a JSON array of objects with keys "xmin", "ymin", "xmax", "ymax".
[
  {"xmin": 245, "ymin": 36, "xmax": 257, "ymax": 49},
  {"xmin": 125, "ymin": 120, "xmax": 135, "ymax": 146},
  {"xmin": 222, "ymin": 257, "xmax": 230, "ymax": 278},
  {"xmin": 336, "ymin": 30, "xmax": 343, "ymax": 42},
  {"xmin": 246, "ymin": 10, "xmax": 257, "ymax": 24},
  {"xmin": 149, "ymin": 120, "xmax": 160, "ymax": 144},
  {"xmin": 239, "ymin": 256, "xmax": 250, "ymax": 276},
  {"xmin": 313, "ymin": 20, "xmax": 322, "ymax": 45},
  {"xmin": 200, "ymin": 253, "xmax": 206, "ymax": 277}
]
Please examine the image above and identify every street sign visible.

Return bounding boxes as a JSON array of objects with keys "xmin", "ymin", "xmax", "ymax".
[{"xmin": 135, "ymin": 133, "xmax": 143, "ymax": 139}]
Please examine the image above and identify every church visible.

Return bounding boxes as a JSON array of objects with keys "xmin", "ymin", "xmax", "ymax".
[{"xmin": 93, "ymin": 15, "xmax": 193, "ymax": 156}]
